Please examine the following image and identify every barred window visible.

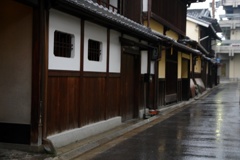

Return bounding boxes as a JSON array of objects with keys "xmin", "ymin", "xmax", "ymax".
[
  {"xmin": 54, "ymin": 31, "xmax": 73, "ymax": 58},
  {"xmin": 88, "ymin": 39, "xmax": 102, "ymax": 61}
]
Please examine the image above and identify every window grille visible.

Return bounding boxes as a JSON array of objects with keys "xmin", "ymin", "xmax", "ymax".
[
  {"xmin": 88, "ymin": 39, "xmax": 101, "ymax": 61},
  {"xmin": 54, "ymin": 31, "xmax": 73, "ymax": 58}
]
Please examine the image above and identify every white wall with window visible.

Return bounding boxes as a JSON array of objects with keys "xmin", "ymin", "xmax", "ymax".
[
  {"xmin": 48, "ymin": 9, "xmax": 81, "ymax": 71},
  {"xmin": 84, "ymin": 21, "xmax": 107, "ymax": 72}
]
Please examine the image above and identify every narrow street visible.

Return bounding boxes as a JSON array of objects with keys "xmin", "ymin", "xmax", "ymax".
[{"xmin": 77, "ymin": 82, "xmax": 240, "ymax": 160}]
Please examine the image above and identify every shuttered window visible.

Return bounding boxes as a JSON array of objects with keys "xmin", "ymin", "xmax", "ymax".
[
  {"xmin": 88, "ymin": 39, "xmax": 101, "ymax": 61},
  {"xmin": 54, "ymin": 31, "xmax": 73, "ymax": 58}
]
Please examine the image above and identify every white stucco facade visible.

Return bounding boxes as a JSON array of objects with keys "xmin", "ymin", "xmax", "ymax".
[
  {"xmin": 84, "ymin": 21, "xmax": 107, "ymax": 72},
  {"xmin": 49, "ymin": 9, "xmax": 81, "ymax": 71},
  {"xmin": 186, "ymin": 18, "xmax": 200, "ymax": 42},
  {"xmin": 109, "ymin": 30, "xmax": 121, "ymax": 73}
]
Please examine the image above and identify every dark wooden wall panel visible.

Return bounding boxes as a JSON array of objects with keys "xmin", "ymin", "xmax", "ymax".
[
  {"xmin": 151, "ymin": 0, "xmax": 186, "ymax": 34},
  {"xmin": 47, "ymin": 77, "xmax": 79, "ymax": 136},
  {"xmin": 47, "ymin": 71, "xmax": 121, "ymax": 136},
  {"xmin": 182, "ymin": 78, "xmax": 190, "ymax": 101},
  {"xmin": 121, "ymin": 53, "xmax": 136, "ymax": 121},
  {"xmin": 122, "ymin": 0, "xmax": 141, "ymax": 23},
  {"xmin": 194, "ymin": 73, "xmax": 202, "ymax": 78},
  {"xmin": 139, "ymin": 76, "xmax": 145, "ymax": 111},
  {"xmin": 158, "ymin": 79, "xmax": 166, "ymax": 106},
  {"xmin": 177, "ymin": 79, "xmax": 182, "ymax": 102},
  {"xmin": 201, "ymin": 61, "xmax": 207, "ymax": 87},
  {"xmin": 80, "ymin": 77, "xmax": 106, "ymax": 126},
  {"xmin": 106, "ymin": 77, "xmax": 121, "ymax": 119},
  {"xmin": 166, "ymin": 61, "xmax": 177, "ymax": 95},
  {"xmin": 149, "ymin": 75, "xmax": 155, "ymax": 109}
]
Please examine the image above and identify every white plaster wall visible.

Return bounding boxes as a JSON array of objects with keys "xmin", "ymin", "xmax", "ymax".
[
  {"xmin": 49, "ymin": 9, "xmax": 81, "ymax": 71},
  {"xmin": 186, "ymin": 20, "xmax": 199, "ymax": 42},
  {"xmin": 142, "ymin": 0, "xmax": 148, "ymax": 12},
  {"xmin": 109, "ymin": 30, "xmax": 121, "ymax": 73},
  {"xmin": 141, "ymin": 51, "xmax": 154, "ymax": 74},
  {"xmin": 0, "ymin": 1, "xmax": 32, "ymax": 124},
  {"xmin": 150, "ymin": 61, "xmax": 155, "ymax": 74},
  {"xmin": 84, "ymin": 21, "xmax": 107, "ymax": 72},
  {"xmin": 141, "ymin": 51, "xmax": 148, "ymax": 74}
]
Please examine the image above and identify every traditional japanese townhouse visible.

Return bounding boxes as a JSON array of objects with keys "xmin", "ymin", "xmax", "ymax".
[
  {"xmin": 0, "ymin": 0, "xmax": 163, "ymax": 150},
  {"xmin": 141, "ymin": 0, "xmax": 205, "ymax": 106},
  {"xmin": 186, "ymin": 9, "xmax": 222, "ymax": 94},
  {"xmin": 0, "ymin": 0, "xmax": 220, "ymax": 151}
]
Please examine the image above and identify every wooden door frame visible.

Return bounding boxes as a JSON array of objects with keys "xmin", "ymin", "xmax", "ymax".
[{"xmin": 120, "ymin": 47, "xmax": 140, "ymax": 121}]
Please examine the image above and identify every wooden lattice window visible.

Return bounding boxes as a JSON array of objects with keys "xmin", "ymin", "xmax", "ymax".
[
  {"xmin": 54, "ymin": 31, "xmax": 73, "ymax": 58},
  {"xmin": 88, "ymin": 39, "xmax": 101, "ymax": 61}
]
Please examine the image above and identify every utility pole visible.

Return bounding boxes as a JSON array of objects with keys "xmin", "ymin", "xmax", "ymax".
[{"xmin": 212, "ymin": 0, "xmax": 215, "ymax": 18}]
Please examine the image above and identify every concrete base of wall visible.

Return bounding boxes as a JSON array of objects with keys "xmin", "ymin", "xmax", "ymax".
[{"xmin": 47, "ymin": 117, "xmax": 122, "ymax": 148}]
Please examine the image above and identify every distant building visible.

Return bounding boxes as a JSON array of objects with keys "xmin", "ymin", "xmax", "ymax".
[
  {"xmin": 186, "ymin": 8, "xmax": 222, "ymax": 95},
  {"xmin": 216, "ymin": 0, "xmax": 240, "ymax": 81}
]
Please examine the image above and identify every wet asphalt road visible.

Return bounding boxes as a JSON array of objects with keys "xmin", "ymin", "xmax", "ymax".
[{"xmin": 79, "ymin": 82, "xmax": 240, "ymax": 160}]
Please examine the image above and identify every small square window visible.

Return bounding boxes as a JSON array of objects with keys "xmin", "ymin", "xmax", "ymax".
[
  {"xmin": 88, "ymin": 39, "xmax": 102, "ymax": 61},
  {"xmin": 54, "ymin": 31, "xmax": 74, "ymax": 58}
]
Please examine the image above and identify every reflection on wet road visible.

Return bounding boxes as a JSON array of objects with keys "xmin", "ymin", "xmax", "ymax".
[{"xmin": 80, "ymin": 83, "xmax": 240, "ymax": 160}]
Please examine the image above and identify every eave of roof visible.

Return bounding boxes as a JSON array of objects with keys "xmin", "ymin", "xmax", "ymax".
[
  {"xmin": 201, "ymin": 16, "xmax": 222, "ymax": 32},
  {"xmin": 51, "ymin": 0, "xmax": 161, "ymax": 42},
  {"xmin": 187, "ymin": 16, "xmax": 210, "ymax": 28},
  {"xmin": 50, "ymin": 0, "xmax": 208, "ymax": 57},
  {"xmin": 153, "ymin": 30, "xmax": 202, "ymax": 56}
]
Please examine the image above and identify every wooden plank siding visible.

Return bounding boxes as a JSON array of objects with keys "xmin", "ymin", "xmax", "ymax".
[
  {"xmin": 149, "ymin": 75, "xmax": 156, "ymax": 109},
  {"xmin": 177, "ymin": 79, "xmax": 182, "ymax": 102},
  {"xmin": 139, "ymin": 75, "xmax": 146, "ymax": 111},
  {"xmin": 151, "ymin": 0, "xmax": 186, "ymax": 35},
  {"xmin": 106, "ymin": 75, "xmax": 121, "ymax": 119},
  {"xmin": 165, "ymin": 49, "xmax": 178, "ymax": 104},
  {"xmin": 201, "ymin": 61, "xmax": 207, "ymax": 87},
  {"xmin": 158, "ymin": 79, "xmax": 166, "ymax": 106},
  {"xmin": 182, "ymin": 78, "xmax": 190, "ymax": 100},
  {"xmin": 47, "ymin": 75, "xmax": 80, "ymax": 135},
  {"xmin": 121, "ymin": 0, "xmax": 142, "ymax": 23},
  {"xmin": 120, "ymin": 52, "xmax": 140, "ymax": 121},
  {"xmin": 46, "ymin": 71, "xmax": 121, "ymax": 136}
]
